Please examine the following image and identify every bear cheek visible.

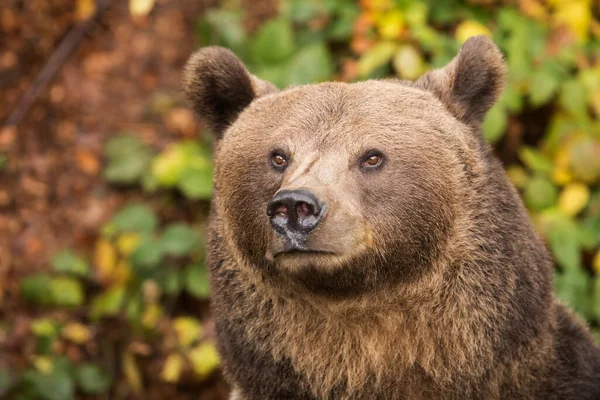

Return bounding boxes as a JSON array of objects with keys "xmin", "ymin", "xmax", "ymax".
[
  {"xmin": 217, "ymin": 156, "xmax": 279, "ymax": 267},
  {"xmin": 363, "ymin": 167, "xmax": 455, "ymax": 280}
]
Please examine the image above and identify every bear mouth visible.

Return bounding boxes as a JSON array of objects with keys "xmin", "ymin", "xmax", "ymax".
[{"xmin": 273, "ymin": 244, "xmax": 336, "ymax": 258}]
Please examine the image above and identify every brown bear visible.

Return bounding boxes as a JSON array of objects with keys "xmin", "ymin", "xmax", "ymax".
[{"xmin": 183, "ymin": 36, "xmax": 600, "ymax": 399}]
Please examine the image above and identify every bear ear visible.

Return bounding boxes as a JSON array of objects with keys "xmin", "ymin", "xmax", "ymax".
[
  {"xmin": 183, "ymin": 46, "xmax": 278, "ymax": 139},
  {"xmin": 415, "ymin": 35, "xmax": 506, "ymax": 126}
]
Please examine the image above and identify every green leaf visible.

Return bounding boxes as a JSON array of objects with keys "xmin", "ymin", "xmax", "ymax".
[
  {"xmin": 125, "ymin": 294, "xmax": 143, "ymax": 322},
  {"xmin": 547, "ymin": 220, "xmax": 582, "ymax": 271},
  {"xmin": 519, "ymin": 147, "xmax": 554, "ymax": 175},
  {"xmin": 110, "ymin": 204, "xmax": 157, "ymax": 234},
  {"xmin": 555, "ymin": 268, "xmax": 591, "ymax": 319},
  {"xmin": 131, "ymin": 236, "xmax": 164, "ymax": 271},
  {"xmin": 559, "ymin": 79, "xmax": 588, "ymax": 119},
  {"xmin": 524, "ymin": 177, "xmax": 558, "ymax": 211},
  {"xmin": 250, "ymin": 17, "xmax": 295, "ymax": 65},
  {"xmin": 51, "ymin": 250, "xmax": 89, "ymax": 277},
  {"xmin": 357, "ymin": 41, "xmax": 397, "ymax": 77},
  {"xmin": 529, "ymin": 68, "xmax": 559, "ymax": 107},
  {"xmin": 91, "ymin": 286, "xmax": 126, "ymax": 319},
  {"xmin": 104, "ymin": 135, "xmax": 154, "ymax": 185},
  {"xmin": 200, "ymin": 10, "xmax": 246, "ymax": 54},
  {"xmin": 179, "ymin": 167, "xmax": 213, "ymax": 199},
  {"xmin": 31, "ymin": 318, "xmax": 58, "ymax": 337},
  {"xmin": 76, "ymin": 364, "xmax": 111, "ymax": 394},
  {"xmin": 0, "ymin": 154, "xmax": 7, "ymax": 171},
  {"xmin": 50, "ymin": 277, "xmax": 84, "ymax": 307},
  {"xmin": 161, "ymin": 269, "xmax": 182, "ymax": 296},
  {"xmin": 482, "ymin": 104, "xmax": 507, "ymax": 143},
  {"xmin": 185, "ymin": 264, "xmax": 210, "ymax": 299},
  {"xmin": 152, "ymin": 146, "xmax": 188, "ymax": 187},
  {"xmin": 21, "ymin": 274, "xmax": 53, "ymax": 305},
  {"xmin": 500, "ymin": 84, "xmax": 524, "ymax": 113},
  {"xmin": 284, "ymin": 43, "xmax": 335, "ymax": 86},
  {"xmin": 22, "ymin": 364, "xmax": 75, "ymax": 400},
  {"xmin": 162, "ymin": 224, "xmax": 197, "ymax": 256},
  {"xmin": 0, "ymin": 370, "xmax": 13, "ymax": 397},
  {"xmin": 593, "ymin": 276, "xmax": 600, "ymax": 322}
]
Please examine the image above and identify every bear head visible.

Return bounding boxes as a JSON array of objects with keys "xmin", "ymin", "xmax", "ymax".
[{"xmin": 184, "ymin": 36, "xmax": 508, "ymax": 297}]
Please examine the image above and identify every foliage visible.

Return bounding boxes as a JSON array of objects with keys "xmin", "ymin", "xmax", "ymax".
[
  {"xmin": 9, "ymin": 0, "xmax": 600, "ymax": 397},
  {"xmin": 10, "ymin": 202, "xmax": 213, "ymax": 398}
]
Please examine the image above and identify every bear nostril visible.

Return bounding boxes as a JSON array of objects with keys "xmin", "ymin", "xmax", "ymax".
[
  {"xmin": 275, "ymin": 205, "xmax": 288, "ymax": 217},
  {"xmin": 296, "ymin": 202, "xmax": 313, "ymax": 218}
]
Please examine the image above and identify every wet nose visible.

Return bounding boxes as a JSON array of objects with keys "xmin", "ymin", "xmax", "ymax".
[{"xmin": 267, "ymin": 189, "xmax": 325, "ymax": 235}]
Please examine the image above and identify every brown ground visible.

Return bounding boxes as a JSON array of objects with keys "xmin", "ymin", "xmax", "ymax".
[{"xmin": 0, "ymin": 0, "xmax": 277, "ymax": 398}]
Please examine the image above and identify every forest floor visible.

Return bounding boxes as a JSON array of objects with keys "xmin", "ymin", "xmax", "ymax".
[{"xmin": 0, "ymin": 0, "xmax": 275, "ymax": 398}]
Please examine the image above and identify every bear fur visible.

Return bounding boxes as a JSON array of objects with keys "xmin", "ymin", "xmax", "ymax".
[{"xmin": 183, "ymin": 36, "xmax": 600, "ymax": 399}]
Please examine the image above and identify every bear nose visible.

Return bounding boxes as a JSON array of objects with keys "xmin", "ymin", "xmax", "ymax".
[{"xmin": 267, "ymin": 189, "xmax": 325, "ymax": 235}]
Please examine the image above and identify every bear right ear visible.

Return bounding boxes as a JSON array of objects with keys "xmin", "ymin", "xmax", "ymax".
[
  {"xmin": 415, "ymin": 36, "xmax": 507, "ymax": 127},
  {"xmin": 183, "ymin": 46, "xmax": 278, "ymax": 139}
]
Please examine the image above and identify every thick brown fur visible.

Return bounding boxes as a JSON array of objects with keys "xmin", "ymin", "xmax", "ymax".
[{"xmin": 184, "ymin": 37, "xmax": 600, "ymax": 399}]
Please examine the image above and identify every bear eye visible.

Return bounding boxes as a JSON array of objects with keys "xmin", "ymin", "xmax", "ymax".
[
  {"xmin": 361, "ymin": 151, "xmax": 384, "ymax": 169},
  {"xmin": 271, "ymin": 153, "xmax": 288, "ymax": 169}
]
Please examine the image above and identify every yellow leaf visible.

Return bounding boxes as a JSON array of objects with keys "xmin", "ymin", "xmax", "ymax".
[
  {"xmin": 393, "ymin": 44, "xmax": 425, "ymax": 80},
  {"xmin": 33, "ymin": 356, "xmax": 53, "ymax": 374},
  {"xmin": 520, "ymin": 0, "xmax": 548, "ymax": 21},
  {"xmin": 113, "ymin": 259, "xmax": 132, "ymax": 286},
  {"xmin": 122, "ymin": 351, "xmax": 143, "ymax": 394},
  {"xmin": 62, "ymin": 322, "xmax": 92, "ymax": 344},
  {"xmin": 174, "ymin": 317, "xmax": 203, "ymax": 348},
  {"xmin": 506, "ymin": 165, "xmax": 529, "ymax": 189},
  {"xmin": 117, "ymin": 233, "xmax": 140, "ymax": 256},
  {"xmin": 558, "ymin": 182, "xmax": 590, "ymax": 216},
  {"xmin": 376, "ymin": 10, "xmax": 404, "ymax": 40},
  {"xmin": 552, "ymin": 166, "xmax": 573, "ymax": 186},
  {"xmin": 551, "ymin": 0, "xmax": 592, "ymax": 42},
  {"xmin": 141, "ymin": 303, "xmax": 162, "ymax": 329},
  {"xmin": 361, "ymin": 0, "xmax": 393, "ymax": 12},
  {"xmin": 75, "ymin": 0, "xmax": 96, "ymax": 21},
  {"xmin": 593, "ymin": 251, "xmax": 600, "ymax": 274},
  {"xmin": 455, "ymin": 20, "xmax": 492, "ymax": 43},
  {"xmin": 161, "ymin": 353, "xmax": 184, "ymax": 383},
  {"xmin": 94, "ymin": 238, "xmax": 117, "ymax": 283},
  {"xmin": 129, "ymin": 0, "xmax": 155, "ymax": 17},
  {"xmin": 188, "ymin": 342, "xmax": 220, "ymax": 379}
]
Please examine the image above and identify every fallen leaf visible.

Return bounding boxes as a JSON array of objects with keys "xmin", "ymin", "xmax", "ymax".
[
  {"xmin": 129, "ymin": 0, "xmax": 155, "ymax": 17},
  {"xmin": 75, "ymin": 0, "xmax": 96, "ymax": 21},
  {"xmin": 62, "ymin": 323, "xmax": 92, "ymax": 344},
  {"xmin": 117, "ymin": 233, "xmax": 141, "ymax": 256},
  {"xmin": 187, "ymin": 342, "xmax": 220, "ymax": 379},
  {"xmin": 75, "ymin": 149, "xmax": 100, "ymax": 175},
  {"xmin": 161, "ymin": 353, "xmax": 184, "ymax": 383},
  {"xmin": 174, "ymin": 317, "xmax": 203, "ymax": 348},
  {"xmin": 94, "ymin": 238, "xmax": 117, "ymax": 283},
  {"xmin": 122, "ymin": 351, "xmax": 143, "ymax": 394}
]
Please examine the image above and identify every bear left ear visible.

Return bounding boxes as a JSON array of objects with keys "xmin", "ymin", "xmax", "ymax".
[
  {"xmin": 183, "ymin": 46, "xmax": 278, "ymax": 139},
  {"xmin": 415, "ymin": 35, "xmax": 507, "ymax": 126}
]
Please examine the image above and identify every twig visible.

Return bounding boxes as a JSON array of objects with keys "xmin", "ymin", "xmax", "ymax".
[{"xmin": 2, "ymin": 0, "xmax": 112, "ymax": 127}]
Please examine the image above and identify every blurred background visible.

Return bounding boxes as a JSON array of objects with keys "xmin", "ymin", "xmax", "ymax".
[{"xmin": 0, "ymin": 0, "xmax": 599, "ymax": 399}]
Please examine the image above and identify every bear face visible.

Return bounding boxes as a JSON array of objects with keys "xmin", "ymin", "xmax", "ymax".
[{"xmin": 184, "ymin": 36, "xmax": 505, "ymax": 297}]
